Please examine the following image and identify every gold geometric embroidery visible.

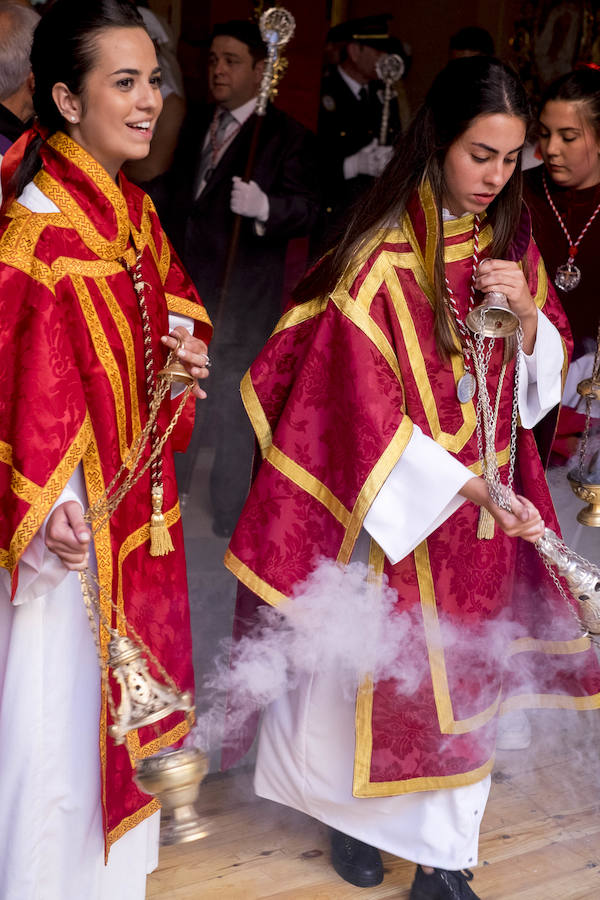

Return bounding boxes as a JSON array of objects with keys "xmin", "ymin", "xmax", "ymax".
[
  {"xmin": 96, "ymin": 278, "xmax": 142, "ymax": 437},
  {"xmin": 3, "ymin": 414, "xmax": 92, "ymax": 572},
  {"xmin": 0, "ymin": 441, "xmax": 40, "ymax": 503},
  {"xmin": 70, "ymin": 273, "xmax": 131, "ymax": 461},
  {"xmin": 165, "ymin": 293, "xmax": 212, "ymax": 325}
]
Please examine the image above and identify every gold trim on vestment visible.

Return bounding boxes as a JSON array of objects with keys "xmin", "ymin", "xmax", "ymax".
[
  {"xmin": 97, "ymin": 278, "xmax": 142, "ymax": 438},
  {"xmin": 240, "ymin": 370, "xmax": 272, "ymax": 457},
  {"xmin": 419, "ymin": 181, "xmax": 439, "ymax": 287},
  {"xmin": 0, "ymin": 414, "xmax": 92, "ymax": 573},
  {"xmin": 384, "ymin": 267, "xmax": 477, "ymax": 452},
  {"xmin": 330, "ymin": 287, "xmax": 403, "ymax": 382},
  {"xmin": 271, "ymin": 295, "xmax": 328, "ymax": 336},
  {"xmin": 532, "ymin": 255, "xmax": 547, "ymax": 310},
  {"xmin": 80, "ymin": 429, "xmax": 112, "ymax": 851},
  {"xmin": 266, "ymin": 445, "xmax": 352, "ymax": 527},
  {"xmin": 339, "ymin": 417, "xmax": 414, "ymax": 563},
  {"xmin": 106, "ymin": 799, "xmax": 161, "ymax": 861},
  {"xmin": 0, "ymin": 440, "xmax": 40, "ymax": 504},
  {"xmin": 224, "ymin": 547, "xmax": 288, "ymax": 608},
  {"xmin": 414, "ymin": 540, "xmax": 600, "ymax": 735},
  {"xmin": 70, "ymin": 274, "xmax": 131, "ymax": 462},
  {"xmin": 165, "ymin": 292, "xmax": 213, "ymax": 326},
  {"xmin": 42, "ymin": 134, "xmax": 130, "ymax": 258}
]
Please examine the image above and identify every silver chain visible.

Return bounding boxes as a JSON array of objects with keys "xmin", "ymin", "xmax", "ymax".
[{"xmin": 471, "ymin": 307, "xmax": 521, "ymax": 511}]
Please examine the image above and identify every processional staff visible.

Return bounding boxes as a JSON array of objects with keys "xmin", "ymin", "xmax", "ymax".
[
  {"xmin": 216, "ymin": 6, "xmax": 296, "ymax": 327},
  {"xmin": 375, "ymin": 52, "xmax": 405, "ymax": 147}
]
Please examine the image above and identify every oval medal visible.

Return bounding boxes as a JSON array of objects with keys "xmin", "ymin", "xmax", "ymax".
[
  {"xmin": 555, "ymin": 262, "xmax": 581, "ymax": 292},
  {"xmin": 457, "ymin": 372, "xmax": 476, "ymax": 403}
]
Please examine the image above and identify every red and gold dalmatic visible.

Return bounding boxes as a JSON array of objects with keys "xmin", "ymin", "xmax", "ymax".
[
  {"xmin": 225, "ymin": 181, "xmax": 600, "ymax": 795},
  {"xmin": 0, "ymin": 133, "xmax": 211, "ymax": 852}
]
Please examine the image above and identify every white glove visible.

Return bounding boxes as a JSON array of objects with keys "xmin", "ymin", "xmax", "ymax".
[
  {"xmin": 343, "ymin": 139, "xmax": 394, "ymax": 179},
  {"xmin": 230, "ymin": 176, "xmax": 270, "ymax": 222}
]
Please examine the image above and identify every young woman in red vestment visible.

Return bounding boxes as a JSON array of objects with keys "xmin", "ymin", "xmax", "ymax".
[
  {"xmin": 0, "ymin": 2, "xmax": 212, "ymax": 898},
  {"xmin": 525, "ymin": 68, "xmax": 600, "ymax": 463},
  {"xmin": 224, "ymin": 57, "xmax": 600, "ymax": 900}
]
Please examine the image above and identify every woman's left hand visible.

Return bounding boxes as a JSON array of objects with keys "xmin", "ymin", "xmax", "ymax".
[
  {"xmin": 474, "ymin": 259, "xmax": 538, "ymax": 353},
  {"xmin": 161, "ymin": 326, "xmax": 210, "ymax": 399}
]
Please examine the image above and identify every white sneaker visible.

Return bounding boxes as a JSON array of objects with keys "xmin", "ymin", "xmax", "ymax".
[{"xmin": 496, "ymin": 709, "xmax": 532, "ymax": 750}]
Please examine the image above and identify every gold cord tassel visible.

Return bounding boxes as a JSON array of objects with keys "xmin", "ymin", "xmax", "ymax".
[
  {"xmin": 150, "ymin": 489, "xmax": 174, "ymax": 556},
  {"xmin": 477, "ymin": 505, "xmax": 495, "ymax": 540}
]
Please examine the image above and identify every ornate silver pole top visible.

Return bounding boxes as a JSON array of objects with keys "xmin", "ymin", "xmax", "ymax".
[
  {"xmin": 256, "ymin": 7, "xmax": 296, "ymax": 116},
  {"xmin": 375, "ymin": 52, "xmax": 405, "ymax": 85}
]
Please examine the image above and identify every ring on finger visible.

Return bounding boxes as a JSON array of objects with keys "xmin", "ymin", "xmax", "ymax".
[{"xmin": 203, "ymin": 354, "xmax": 211, "ymax": 368}]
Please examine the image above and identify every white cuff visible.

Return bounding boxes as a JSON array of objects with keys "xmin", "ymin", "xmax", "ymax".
[
  {"xmin": 363, "ymin": 426, "xmax": 473, "ymax": 565},
  {"xmin": 517, "ymin": 308, "xmax": 564, "ymax": 428}
]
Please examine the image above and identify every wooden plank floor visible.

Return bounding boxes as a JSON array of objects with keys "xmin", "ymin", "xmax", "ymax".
[{"xmin": 147, "ymin": 710, "xmax": 600, "ymax": 899}]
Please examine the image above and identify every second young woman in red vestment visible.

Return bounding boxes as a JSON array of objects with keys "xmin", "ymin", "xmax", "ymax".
[{"xmin": 224, "ymin": 57, "xmax": 600, "ymax": 900}]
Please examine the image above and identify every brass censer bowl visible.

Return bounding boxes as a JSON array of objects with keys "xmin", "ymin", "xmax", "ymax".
[
  {"xmin": 567, "ymin": 468, "xmax": 600, "ymax": 527},
  {"xmin": 135, "ymin": 746, "xmax": 210, "ymax": 846},
  {"xmin": 567, "ymin": 376, "xmax": 600, "ymax": 527}
]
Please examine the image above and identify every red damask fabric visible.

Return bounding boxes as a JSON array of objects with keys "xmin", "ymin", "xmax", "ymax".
[
  {"xmin": 0, "ymin": 132, "xmax": 211, "ymax": 852},
  {"xmin": 224, "ymin": 182, "xmax": 600, "ymax": 792}
]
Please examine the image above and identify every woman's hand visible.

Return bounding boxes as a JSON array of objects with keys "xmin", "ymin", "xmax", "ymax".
[
  {"xmin": 488, "ymin": 492, "xmax": 545, "ymax": 542},
  {"xmin": 474, "ymin": 259, "xmax": 538, "ymax": 353},
  {"xmin": 45, "ymin": 501, "xmax": 91, "ymax": 570},
  {"xmin": 161, "ymin": 325, "xmax": 210, "ymax": 399},
  {"xmin": 459, "ymin": 477, "xmax": 545, "ymax": 543}
]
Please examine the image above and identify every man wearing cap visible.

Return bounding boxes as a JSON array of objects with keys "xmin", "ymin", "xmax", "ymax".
[
  {"xmin": 315, "ymin": 14, "xmax": 405, "ymax": 251},
  {"xmin": 163, "ymin": 20, "xmax": 319, "ymax": 537}
]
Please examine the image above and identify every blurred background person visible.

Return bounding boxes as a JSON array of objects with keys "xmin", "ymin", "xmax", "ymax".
[
  {"xmin": 0, "ymin": 1, "xmax": 38, "ymax": 168},
  {"xmin": 124, "ymin": 0, "xmax": 186, "ymax": 187},
  {"xmin": 316, "ymin": 13, "xmax": 406, "ymax": 252},
  {"xmin": 525, "ymin": 67, "xmax": 600, "ymax": 464},
  {"xmin": 448, "ymin": 25, "xmax": 495, "ymax": 60},
  {"xmin": 163, "ymin": 19, "xmax": 319, "ymax": 537}
]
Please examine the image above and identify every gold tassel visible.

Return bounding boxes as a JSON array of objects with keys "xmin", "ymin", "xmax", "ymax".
[
  {"xmin": 477, "ymin": 505, "xmax": 495, "ymax": 540},
  {"xmin": 149, "ymin": 489, "xmax": 174, "ymax": 556}
]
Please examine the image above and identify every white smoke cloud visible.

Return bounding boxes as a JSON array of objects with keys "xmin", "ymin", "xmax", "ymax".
[{"xmin": 186, "ymin": 558, "xmax": 427, "ymax": 753}]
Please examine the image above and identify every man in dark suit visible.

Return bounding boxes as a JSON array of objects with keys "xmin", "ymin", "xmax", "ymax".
[
  {"xmin": 165, "ymin": 20, "xmax": 319, "ymax": 536},
  {"xmin": 316, "ymin": 15, "xmax": 405, "ymax": 252}
]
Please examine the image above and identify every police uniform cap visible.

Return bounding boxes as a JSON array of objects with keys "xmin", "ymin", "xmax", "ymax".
[{"xmin": 327, "ymin": 14, "xmax": 392, "ymax": 49}]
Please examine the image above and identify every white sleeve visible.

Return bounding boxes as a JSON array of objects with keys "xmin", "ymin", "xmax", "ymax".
[
  {"xmin": 363, "ymin": 425, "xmax": 474, "ymax": 565},
  {"xmin": 517, "ymin": 308, "xmax": 564, "ymax": 428},
  {"xmin": 167, "ymin": 313, "xmax": 195, "ymax": 398},
  {"xmin": 1, "ymin": 465, "xmax": 88, "ymax": 607}
]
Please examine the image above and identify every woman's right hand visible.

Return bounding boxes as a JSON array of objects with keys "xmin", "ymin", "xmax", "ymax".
[
  {"xmin": 459, "ymin": 477, "xmax": 545, "ymax": 543},
  {"xmin": 487, "ymin": 492, "xmax": 545, "ymax": 543},
  {"xmin": 45, "ymin": 501, "xmax": 91, "ymax": 570}
]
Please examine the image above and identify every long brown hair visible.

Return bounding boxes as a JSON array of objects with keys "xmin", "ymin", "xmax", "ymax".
[{"xmin": 296, "ymin": 57, "xmax": 531, "ymax": 357}]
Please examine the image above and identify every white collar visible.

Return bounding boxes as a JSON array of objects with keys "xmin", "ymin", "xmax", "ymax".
[
  {"xmin": 337, "ymin": 65, "xmax": 367, "ymax": 100},
  {"xmin": 226, "ymin": 96, "xmax": 258, "ymax": 126}
]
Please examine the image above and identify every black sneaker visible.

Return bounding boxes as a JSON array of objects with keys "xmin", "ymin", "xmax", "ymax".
[
  {"xmin": 329, "ymin": 829, "xmax": 384, "ymax": 887},
  {"xmin": 409, "ymin": 864, "xmax": 481, "ymax": 899}
]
